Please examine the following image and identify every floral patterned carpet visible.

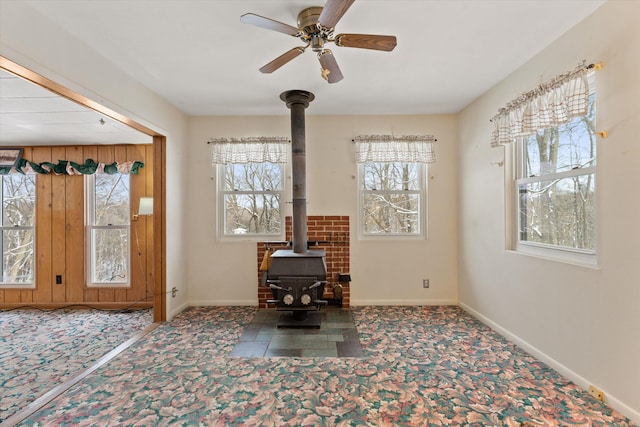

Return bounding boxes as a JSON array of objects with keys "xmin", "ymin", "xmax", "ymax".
[
  {"xmin": 0, "ymin": 308, "xmax": 152, "ymax": 423},
  {"xmin": 6, "ymin": 306, "xmax": 636, "ymax": 426}
]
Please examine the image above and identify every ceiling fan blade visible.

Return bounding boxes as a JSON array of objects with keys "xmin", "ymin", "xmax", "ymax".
[
  {"xmin": 259, "ymin": 47, "xmax": 306, "ymax": 74},
  {"xmin": 335, "ymin": 34, "xmax": 397, "ymax": 51},
  {"xmin": 240, "ymin": 13, "xmax": 299, "ymax": 36},
  {"xmin": 317, "ymin": 49, "xmax": 343, "ymax": 84},
  {"xmin": 318, "ymin": 0, "xmax": 356, "ymax": 29}
]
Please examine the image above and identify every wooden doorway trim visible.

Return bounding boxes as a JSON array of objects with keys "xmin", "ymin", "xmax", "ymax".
[
  {"xmin": 1, "ymin": 55, "xmax": 167, "ymax": 322},
  {"xmin": 152, "ymin": 135, "xmax": 166, "ymax": 322}
]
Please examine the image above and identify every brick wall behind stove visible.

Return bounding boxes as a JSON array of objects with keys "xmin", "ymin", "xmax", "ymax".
[{"xmin": 257, "ymin": 215, "xmax": 350, "ymax": 308}]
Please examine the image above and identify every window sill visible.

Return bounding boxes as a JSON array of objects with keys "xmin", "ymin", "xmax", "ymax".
[
  {"xmin": 358, "ymin": 233, "xmax": 426, "ymax": 241},
  {"xmin": 507, "ymin": 244, "xmax": 599, "ymax": 270},
  {"xmin": 86, "ymin": 284, "xmax": 131, "ymax": 288},
  {"xmin": 0, "ymin": 284, "xmax": 36, "ymax": 289},
  {"xmin": 218, "ymin": 235, "xmax": 286, "ymax": 243}
]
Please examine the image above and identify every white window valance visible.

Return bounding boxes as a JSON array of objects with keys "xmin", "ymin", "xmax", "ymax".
[
  {"xmin": 209, "ymin": 137, "xmax": 290, "ymax": 164},
  {"xmin": 490, "ymin": 62, "xmax": 594, "ymax": 147},
  {"xmin": 354, "ymin": 135, "xmax": 436, "ymax": 163}
]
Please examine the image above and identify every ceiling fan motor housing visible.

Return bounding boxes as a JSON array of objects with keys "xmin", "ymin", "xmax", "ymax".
[{"xmin": 297, "ymin": 7, "xmax": 323, "ymax": 36}]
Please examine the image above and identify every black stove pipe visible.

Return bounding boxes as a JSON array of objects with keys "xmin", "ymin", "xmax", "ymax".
[{"xmin": 280, "ymin": 90, "xmax": 315, "ymax": 254}]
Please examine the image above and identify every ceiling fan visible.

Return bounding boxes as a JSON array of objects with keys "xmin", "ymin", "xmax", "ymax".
[{"xmin": 240, "ymin": 0, "xmax": 397, "ymax": 84}]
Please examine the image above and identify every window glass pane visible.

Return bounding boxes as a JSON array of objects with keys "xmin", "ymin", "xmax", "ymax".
[
  {"xmin": 362, "ymin": 162, "xmax": 420, "ymax": 191},
  {"xmin": 224, "ymin": 193, "xmax": 281, "ymax": 234},
  {"xmin": 524, "ymin": 93, "xmax": 596, "ymax": 177},
  {"xmin": 2, "ymin": 175, "xmax": 35, "ymax": 285},
  {"xmin": 92, "ymin": 228, "xmax": 129, "ymax": 283},
  {"xmin": 220, "ymin": 162, "xmax": 284, "ymax": 237},
  {"xmin": 362, "ymin": 193, "xmax": 420, "ymax": 234},
  {"xmin": 94, "ymin": 175, "xmax": 130, "ymax": 226},
  {"xmin": 2, "ymin": 229, "xmax": 34, "ymax": 283},
  {"xmin": 224, "ymin": 163, "xmax": 282, "ymax": 191},
  {"xmin": 518, "ymin": 174, "xmax": 595, "ymax": 250},
  {"xmin": 2, "ymin": 175, "xmax": 36, "ymax": 227}
]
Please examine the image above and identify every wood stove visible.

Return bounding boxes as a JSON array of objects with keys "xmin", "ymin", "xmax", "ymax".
[{"xmin": 264, "ymin": 90, "xmax": 327, "ymax": 327}]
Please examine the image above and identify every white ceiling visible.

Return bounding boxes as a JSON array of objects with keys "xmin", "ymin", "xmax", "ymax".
[
  {"xmin": 0, "ymin": 0, "xmax": 605, "ymax": 145},
  {"xmin": 0, "ymin": 69, "xmax": 152, "ymax": 145}
]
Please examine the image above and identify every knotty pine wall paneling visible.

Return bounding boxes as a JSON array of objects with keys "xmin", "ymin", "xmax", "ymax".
[
  {"xmin": 143, "ymin": 144, "xmax": 154, "ymax": 305},
  {"xmin": 51, "ymin": 146, "xmax": 67, "ymax": 303},
  {"xmin": 64, "ymin": 146, "xmax": 86, "ymax": 303},
  {"xmin": 0, "ymin": 144, "xmax": 152, "ymax": 309},
  {"xmin": 32, "ymin": 147, "xmax": 53, "ymax": 304},
  {"xmin": 128, "ymin": 144, "xmax": 150, "ymax": 304}
]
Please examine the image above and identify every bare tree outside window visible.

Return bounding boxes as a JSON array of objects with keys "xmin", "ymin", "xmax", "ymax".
[
  {"xmin": 1, "ymin": 175, "xmax": 35, "ymax": 284},
  {"xmin": 88, "ymin": 174, "xmax": 130, "ymax": 284},
  {"xmin": 517, "ymin": 87, "xmax": 596, "ymax": 251},
  {"xmin": 360, "ymin": 162, "xmax": 424, "ymax": 235},
  {"xmin": 222, "ymin": 163, "xmax": 283, "ymax": 236}
]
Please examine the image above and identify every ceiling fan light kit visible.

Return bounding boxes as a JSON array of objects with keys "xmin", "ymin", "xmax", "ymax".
[{"xmin": 240, "ymin": 0, "xmax": 397, "ymax": 83}]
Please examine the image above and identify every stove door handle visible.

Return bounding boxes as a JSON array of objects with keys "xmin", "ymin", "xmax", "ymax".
[
  {"xmin": 269, "ymin": 283, "xmax": 292, "ymax": 292},
  {"xmin": 267, "ymin": 279, "xmax": 282, "ymax": 290},
  {"xmin": 308, "ymin": 281, "xmax": 327, "ymax": 290}
]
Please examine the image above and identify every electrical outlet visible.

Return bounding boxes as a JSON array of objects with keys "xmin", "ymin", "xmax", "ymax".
[
  {"xmin": 588, "ymin": 385, "xmax": 604, "ymax": 401},
  {"xmin": 171, "ymin": 287, "xmax": 178, "ymax": 298},
  {"xmin": 423, "ymin": 279, "xmax": 430, "ymax": 288}
]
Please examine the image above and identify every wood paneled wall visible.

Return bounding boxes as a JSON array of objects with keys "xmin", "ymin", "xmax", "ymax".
[{"xmin": 0, "ymin": 144, "xmax": 153, "ymax": 308}]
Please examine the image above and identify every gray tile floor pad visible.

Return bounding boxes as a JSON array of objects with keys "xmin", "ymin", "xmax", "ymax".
[{"xmin": 230, "ymin": 308, "xmax": 364, "ymax": 358}]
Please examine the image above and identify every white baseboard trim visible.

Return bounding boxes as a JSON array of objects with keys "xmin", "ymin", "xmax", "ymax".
[
  {"xmin": 459, "ymin": 301, "xmax": 640, "ymax": 425},
  {"xmin": 351, "ymin": 298, "xmax": 458, "ymax": 306},
  {"xmin": 188, "ymin": 299, "xmax": 258, "ymax": 307},
  {"xmin": 186, "ymin": 299, "xmax": 458, "ymax": 308},
  {"xmin": 168, "ymin": 301, "xmax": 190, "ymax": 320}
]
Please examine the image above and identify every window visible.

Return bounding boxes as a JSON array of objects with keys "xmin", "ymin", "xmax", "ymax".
[
  {"xmin": 210, "ymin": 136, "xmax": 289, "ymax": 239},
  {"xmin": 1, "ymin": 175, "xmax": 36, "ymax": 286},
  {"xmin": 359, "ymin": 161, "xmax": 426, "ymax": 236},
  {"xmin": 514, "ymin": 72, "xmax": 596, "ymax": 257},
  {"xmin": 86, "ymin": 174, "xmax": 131, "ymax": 286},
  {"xmin": 354, "ymin": 134, "xmax": 435, "ymax": 238},
  {"xmin": 219, "ymin": 162, "xmax": 284, "ymax": 237}
]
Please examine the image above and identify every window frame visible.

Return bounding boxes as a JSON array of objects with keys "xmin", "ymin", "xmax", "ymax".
[
  {"xmin": 509, "ymin": 72, "xmax": 598, "ymax": 266},
  {"xmin": 357, "ymin": 161, "xmax": 427, "ymax": 239},
  {"xmin": 217, "ymin": 162, "xmax": 287, "ymax": 240},
  {"xmin": 0, "ymin": 174, "xmax": 36, "ymax": 288},
  {"xmin": 85, "ymin": 174, "xmax": 132, "ymax": 288}
]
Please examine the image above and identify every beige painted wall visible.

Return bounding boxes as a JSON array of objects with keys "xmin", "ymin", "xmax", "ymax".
[
  {"xmin": 187, "ymin": 114, "xmax": 458, "ymax": 306},
  {"xmin": 458, "ymin": 1, "xmax": 639, "ymax": 421}
]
